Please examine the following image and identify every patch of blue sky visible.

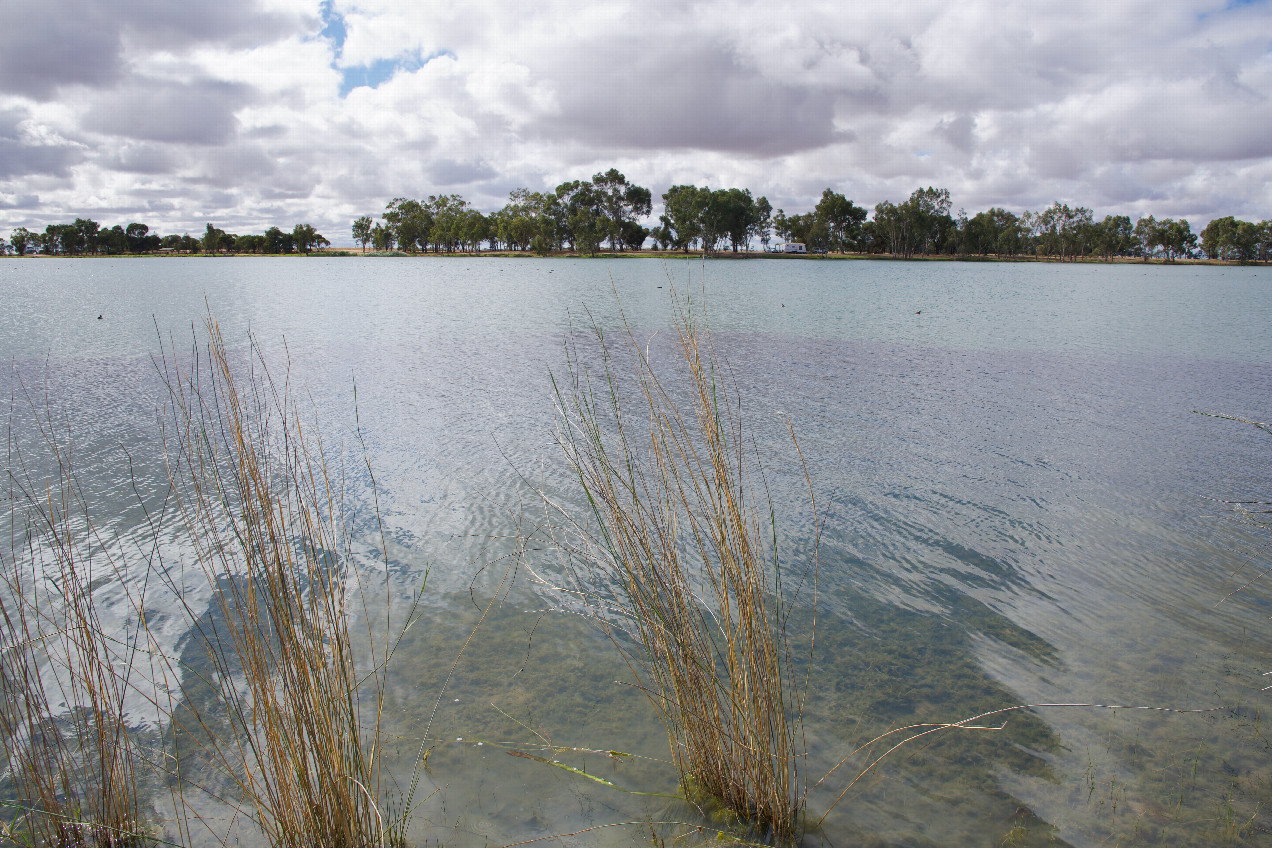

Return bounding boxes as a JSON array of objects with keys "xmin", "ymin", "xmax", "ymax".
[
  {"xmin": 338, "ymin": 54, "xmax": 432, "ymax": 96},
  {"xmin": 1197, "ymin": 0, "xmax": 1267, "ymax": 21},
  {"xmin": 319, "ymin": 0, "xmax": 347, "ymax": 52},
  {"xmin": 317, "ymin": 1, "xmax": 451, "ymax": 97}
]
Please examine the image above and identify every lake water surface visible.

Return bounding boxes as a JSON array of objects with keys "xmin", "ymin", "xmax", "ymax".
[{"xmin": 2, "ymin": 256, "xmax": 1270, "ymax": 847}]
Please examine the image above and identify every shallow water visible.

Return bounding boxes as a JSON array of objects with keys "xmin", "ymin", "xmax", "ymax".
[{"xmin": 2, "ymin": 256, "xmax": 1270, "ymax": 846}]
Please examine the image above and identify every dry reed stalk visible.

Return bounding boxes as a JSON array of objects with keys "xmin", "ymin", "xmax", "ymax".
[
  {"xmin": 543, "ymin": 285, "xmax": 816, "ymax": 842},
  {"xmin": 2, "ymin": 410, "xmax": 150, "ymax": 847},
  {"xmin": 145, "ymin": 317, "xmax": 409, "ymax": 848}
]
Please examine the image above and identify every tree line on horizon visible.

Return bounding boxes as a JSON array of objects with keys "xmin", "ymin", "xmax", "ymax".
[
  {"xmin": 1, "ymin": 220, "xmax": 330, "ymax": 257},
  {"xmin": 5, "ymin": 173, "xmax": 1270, "ymax": 262},
  {"xmin": 351, "ymin": 171, "xmax": 1272, "ymax": 262}
]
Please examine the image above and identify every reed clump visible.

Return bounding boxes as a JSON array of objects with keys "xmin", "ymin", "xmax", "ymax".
[
  {"xmin": 2, "ymin": 413, "xmax": 150, "ymax": 847},
  {"xmin": 3, "ymin": 316, "xmax": 415, "ymax": 848},
  {"xmin": 546, "ymin": 287, "xmax": 815, "ymax": 843},
  {"xmin": 151, "ymin": 317, "xmax": 409, "ymax": 848}
]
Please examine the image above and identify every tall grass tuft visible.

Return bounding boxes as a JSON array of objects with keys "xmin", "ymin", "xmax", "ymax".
[
  {"xmin": 545, "ymin": 286, "xmax": 816, "ymax": 843},
  {"xmin": 150, "ymin": 316, "xmax": 410, "ymax": 848},
  {"xmin": 2, "ymin": 409, "xmax": 150, "ymax": 846}
]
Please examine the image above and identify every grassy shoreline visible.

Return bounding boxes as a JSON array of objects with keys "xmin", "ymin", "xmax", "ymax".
[{"xmin": 2, "ymin": 249, "xmax": 1266, "ymax": 266}]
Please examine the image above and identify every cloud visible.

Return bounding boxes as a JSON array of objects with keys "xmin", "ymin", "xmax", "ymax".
[
  {"xmin": 0, "ymin": 4, "xmax": 125, "ymax": 99},
  {"xmin": 2, "ymin": 0, "xmax": 1272, "ymax": 238},
  {"xmin": 84, "ymin": 79, "xmax": 255, "ymax": 145},
  {"xmin": 0, "ymin": 0, "xmax": 307, "ymax": 100},
  {"xmin": 0, "ymin": 107, "xmax": 85, "ymax": 179}
]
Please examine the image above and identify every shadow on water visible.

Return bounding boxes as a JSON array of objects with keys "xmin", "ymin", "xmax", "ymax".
[
  {"xmin": 797, "ymin": 581, "xmax": 1065, "ymax": 848},
  {"xmin": 373, "ymin": 572, "xmax": 1069, "ymax": 847}
]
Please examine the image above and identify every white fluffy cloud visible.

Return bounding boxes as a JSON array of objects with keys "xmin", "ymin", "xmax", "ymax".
[{"xmin": 1, "ymin": 0, "xmax": 1270, "ymax": 241}]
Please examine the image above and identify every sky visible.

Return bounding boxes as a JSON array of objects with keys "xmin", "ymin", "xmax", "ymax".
[{"xmin": 1, "ymin": 0, "xmax": 1270, "ymax": 244}]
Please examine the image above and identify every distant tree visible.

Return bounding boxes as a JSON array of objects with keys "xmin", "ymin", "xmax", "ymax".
[
  {"xmin": 73, "ymin": 219, "xmax": 100, "ymax": 255},
  {"xmin": 263, "ymin": 226, "xmax": 292, "ymax": 254},
  {"xmin": 383, "ymin": 198, "xmax": 431, "ymax": 252},
  {"xmin": 1133, "ymin": 215, "xmax": 1159, "ymax": 261},
  {"xmin": 351, "ymin": 216, "xmax": 373, "ymax": 253},
  {"xmin": 41, "ymin": 223, "xmax": 77, "ymax": 255},
  {"xmin": 659, "ymin": 185, "xmax": 708, "ymax": 252},
  {"xmin": 234, "ymin": 233, "xmax": 265, "ymax": 254},
  {"xmin": 753, "ymin": 196, "xmax": 773, "ymax": 251},
  {"xmin": 370, "ymin": 223, "xmax": 393, "ymax": 252},
  {"xmin": 292, "ymin": 223, "xmax": 328, "ymax": 254},
  {"xmin": 98, "ymin": 225, "xmax": 128, "ymax": 255},
  {"xmin": 1031, "ymin": 202, "xmax": 1094, "ymax": 261},
  {"xmin": 591, "ymin": 169, "xmax": 652, "ymax": 251},
  {"xmin": 124, "ymin": 223, "xmax": 150, "ymax": 253},
  {"xmin": 814, "ymin": 189, "xmax": 867, "ymax": 252},
  {"xmin": 1160, "ymin": 218, "xmax": 1196, "ymax": 262},
  {"xmin": 1201, "ymin": 216, "xmax": 1236, "ymax": 260},
  {"xmin": 10, "ymin": 227, "xmax": 37, "ymax": 255},
  {"xmin": 772, "ymin": 209, "xmax": 791, "ymax": 245},
  {"xmin": 705, "ymin": 187, "xmax": 758, "ymax": 252},
  {"xmin": 619, "ymin": 219, "xmax": 649, "ymax": 251},
  {"xmin": 203, "ymin": 224, "xmax": 227, "ymax": 254},
  {"xmin": 556, "ymin": 180, "xmax": 606, "ymax": 254},
  {"xmin": 1091, "ymin": 214, "xmax": 1135, "ymax": 260}
]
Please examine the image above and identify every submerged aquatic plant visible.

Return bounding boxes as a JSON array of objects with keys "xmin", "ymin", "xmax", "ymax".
[{"xmin": 542, "ymin": 283, "xmax": 818, "ymax": 842}]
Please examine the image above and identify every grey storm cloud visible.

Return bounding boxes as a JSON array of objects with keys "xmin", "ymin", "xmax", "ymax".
[
  {"xmin": 543, "ymin": 43, "xmax": 843, "ymax": 156},
  {"xmin": 84, "ymin": 79, "xmax": 255, "ymax": 146},
  {"xmin": 0, "ymin": 0, "xmax": 306, "ymax": 100},
  {"xmin": 101, "ymin": 144, "xmax": 181, "ymax": 175},
  {"xmin": 0, "ymin": 5, "xmax": 125, "ymax": 99}
]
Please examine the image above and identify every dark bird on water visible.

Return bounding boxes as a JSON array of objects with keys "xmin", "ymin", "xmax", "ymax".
[
  {"xmin": 915, "ymin": 310, "xmax": 921, "ymax": 314},
  {"xmin": 97, "ymin": 314, "xmax": 102, "ymax": 320}
]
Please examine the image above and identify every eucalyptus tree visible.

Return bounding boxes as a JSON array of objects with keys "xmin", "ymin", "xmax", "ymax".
[
  {"xmin": 235, "ymin": 234, "xmax": 265, "ymax": 253},
  {"xmin": 1200, "ymin": 216, "xmax": 1268, "ymax": 261},
  {"xmin": 1133, "ymin": 215, "xmax": 1159, "ymax": 261},
  {"xmin": 706, "ymin": 187, "xmax": 758, "ymax": 252},
  {"xmin": 352, "ymin": 216, "xmax": 373, "ymax": 252},
  {"xmin": 772, "ymin": 209, "xmax": 791, "ymax": 245},
  {"xmin": 752, "ymin": 196, "xmax": 773, "ymax": 251},
  {"xmin": 370, "ymin": 223, "xmax": 394, "ymax": 252},
  {"xmin": 959, "ymin": 208, "xmax": 1021, "ymax": 257},
  {"xmin": 496, "ymin": 187, "xmax": 561, "ymax": 251},
  {"xmin": 425, "ymin": 194, "xmax": 473, "ymax": 252},
  {"xmin": 1161, "ymin": 219, "xmax": 1196, "ymax": 261},
  {"xmin": 592, "ymin": 168, "xmax": 652, "ymax": 251},
  {"xmin": 125, "ymin": 223, "xmax": 153, "ymax": 253},
  {"xmin": 871, "ymin": 201, "xmax": 907, "ymax": 256},
  {"xmin": 203, "ymin": 223, "xmax": 227, "ymax": 254},
  {"xmin": 263, "ymin": 226, "xmax": 293, "ymax": 254},
  {"xmin": 9, "ymin": 227, "xmax": 35, "ymax": 255},
  {"xmin": 557, "ymin": 180, "xmax": 605, "ymax": 255},
  {"xmin": 383, "ymin": 197, "xmax": 431, "ymax": 252},
  {"xmin": 292, "ymin": 223, "xmax": 329, "ymax": 254},
  {"xmin": 781, "ymin": 211, "xmax": 825, "ymax": 252},
  {"xmin": 98, "ymin": 225, "xmax": 128, "ymax": 255},
  {"xmin": 1092, "ymin": 214, "xmax": 1135, "ymax": 260},
  {"xmin": 618, "ymin": 219, "xmax": 649, "ymax": 251},
  {"xmin": 1032, "ymin": 202, "xmax": 1094, "ymax": 260},
  {"xmin": 813, "ymin": 189, "xmax": 867, "ymax": 252},
  {"xmin": 659, "ymin": 184, "xmax": 708, "ymax": 252}
]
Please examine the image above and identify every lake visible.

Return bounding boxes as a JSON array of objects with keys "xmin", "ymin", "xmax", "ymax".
[{"xmin": 2, "ymin": 256, "xmax": 1270, "ymax": 847}]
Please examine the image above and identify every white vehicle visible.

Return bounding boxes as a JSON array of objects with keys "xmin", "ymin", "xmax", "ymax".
[{"xmin": 775, "ymin": 242, "xmax": 807, "ymax": 254}]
